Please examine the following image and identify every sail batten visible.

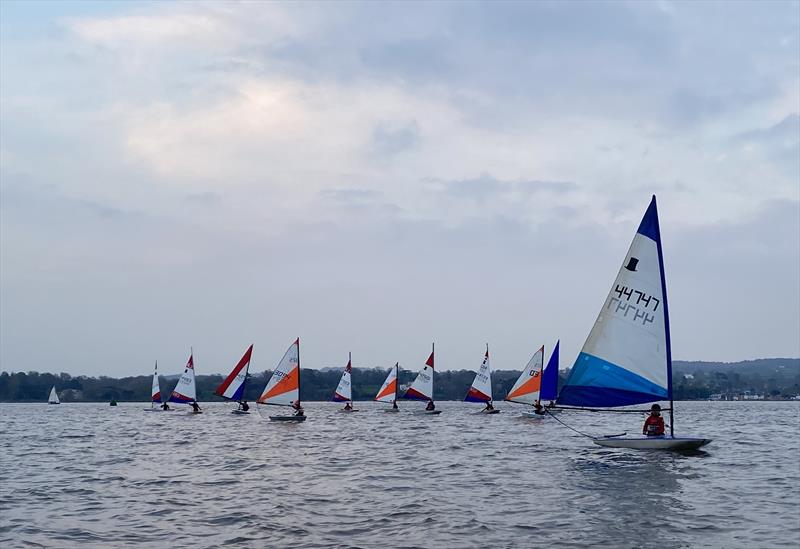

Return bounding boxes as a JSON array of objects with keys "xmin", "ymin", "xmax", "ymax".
[{"xmin": 558, "ymin": 196, "xmax": 670, "ymax": 408}]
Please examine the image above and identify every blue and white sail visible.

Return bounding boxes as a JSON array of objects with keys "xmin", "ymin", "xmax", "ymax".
[{"xmin": 558, "ymin": 196, "xmax": 672, "ymax": 407}]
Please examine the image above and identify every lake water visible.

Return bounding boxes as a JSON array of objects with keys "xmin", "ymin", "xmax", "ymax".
[{"xmin": 1, "ymin": 401, "xmax": 798, "ymax": 548}]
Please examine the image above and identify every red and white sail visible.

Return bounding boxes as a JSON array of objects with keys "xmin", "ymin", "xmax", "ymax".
[
  {"xmin": 257, "ymin": 338, "xmax": 300, "ymax": 406},
  {"xmin": 404, "ymin": 345, "xmax": 434, "ymax": 401},
  {"xmin": 151, "ymin": 361, "xmax": 161, "ymax": 403},
  {"xmin": 215, "ymin": 344, "xmax": 253, "ymax": 401},
  {"xmin": 504, "ymin": 346, "xmax": 544, "ymax": 405},
  {"xmin": 465, "ymin": 347, "xmax": 492, "ymax": 403},
  {"xmin": 375, "ymin": 363, "xmax": 399, "ymax": 404},
  {"xmin": 169, "ymin": 353, "xmax": 197, "ymax": 404},
  {"xmin": 332, "ymin": 353, "xmax": 353, "ymax": 402}
]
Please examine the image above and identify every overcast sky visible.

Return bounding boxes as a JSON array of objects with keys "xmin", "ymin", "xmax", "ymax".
[{"xmin": 1, "ymin": 1, "xmax": 798, "ymax": 377}]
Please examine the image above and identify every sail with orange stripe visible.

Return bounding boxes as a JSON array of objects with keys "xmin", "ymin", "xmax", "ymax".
[
  {"xmin": 375, "ymin": 363, "xmax": 399, "ymax": 404},
  {"xmin": 504, "ymin": 346, "xmax": 544, "ymax": 405},
  {"xmin": 257, "ymin": 338, "xmax": 300, "ymax": 406}
]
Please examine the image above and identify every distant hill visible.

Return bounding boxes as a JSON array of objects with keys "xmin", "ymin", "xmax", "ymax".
[{"xmin": 1, "ymin": 358, "xmax": 798, "ymax": 402}]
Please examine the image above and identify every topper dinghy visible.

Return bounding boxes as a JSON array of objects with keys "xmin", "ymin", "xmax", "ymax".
[
  {"xmin": 169, "ymin": 351, "xmax": 202, "ymax": 413},
  {"xmin": 375, "ymin": 363, "xmax": 400, "ymax": 412},
  {"xmin": 215, "ymin": 345, "xmax": 254, "ymax": 414},
  {"xmin": 466, "ymin": 345, "xmax": 499, "ymax": 414},
  {"xmin": 333, "ymin": 353, "xmax": 358, "ymax": 412},
  {"xmin": 144, "ymin": 361, "xmax": 162, "ymax": 411},
  {"xmin": 404, "ymin": 343, "xmax": 441, "ymax": 414},
  {"xmin": 504, "ymin": 345, "xmax": 548, "ymax": 418},
  {"xmin": 557, "ymin": 195, "xmax": 711, "ymax": 451},
  {"xmin": 258, "ymin": 338, "xmax": 306, "ymax": 422}
]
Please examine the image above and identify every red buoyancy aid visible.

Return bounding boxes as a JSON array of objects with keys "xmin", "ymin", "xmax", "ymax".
[{"xmin": 644, "ymin": 415, "xmax": 665, "ymax": 436}]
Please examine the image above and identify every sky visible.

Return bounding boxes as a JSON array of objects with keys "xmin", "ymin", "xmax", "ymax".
[{"xmin": 1, "ymin": 1, "xmax": 798, "ymax": 377}]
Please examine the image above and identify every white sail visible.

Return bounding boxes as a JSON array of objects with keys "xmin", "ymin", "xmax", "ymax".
[
  {"xmin": 332, "ymin": 354, "xmax": 352, "ymax": 402},
  {"xmin": 151, "ymin": 362, "xmax": 161, "ymax": 403},
  {"xmin": 404, "ymin": 347, "xmax": 434, "ymax": 401},
  {"xmin": 504, "ymin": 346, "xmax": 544, "ymax": 405},
  {"xmin": 258, "ymin": 338, "xmax": 300, "ymax": 406},
  {"xmin": 465, "ymin": 348, "xmax": 492, "ymax": 403},
  {"xmin": 169, "ymin": 354, "xmax": 197, "ymax": 403},
  {"xmin": 48, "ymin": 386, "xmax": 60, "ymax": 404},
  {"xmin": 375, "ymin": 364, "xmax": 399, "ymax": 403},
  {"xmin": 558, "ymin": 196, "xmax": 670, "ymax": 407}
]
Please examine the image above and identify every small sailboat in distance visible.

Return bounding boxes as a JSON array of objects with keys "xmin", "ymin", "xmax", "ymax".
[
  {"xmin": 504, "ymin": 346, "xmax": 546, "ymax": 417},
  {"xmin": 557, "ymin": 195, "xmax": 711, "ymax": 450},
  {"xmin": 375, "ymin": 363, "xmax": 400, "ymax": 412},
  {"xmin": 403, "ymin": 343, "xmax": 441, "ymax": 414},
  {"xmin": 169, "ymin": 352, "xmax": 202, "ymax": 414},
  {"xmin": 48, "ymin": 386, "xmax": 60, "ymax": 405},
  {"xmin": 466, "ymin": 345, "xmax": 498, "ymax": 414},
  {"xmin": 332, "ymin": 353, "xmax": 357, "ymax": 412},
  {"xmin": 144, "ymin": 361, "xmax": 162, "ymax": 411},
  {"xmin": 257, "ymin": 338, "xmax": 305, "ymax": 422},
  {"xmin": 215, "ymin": 344, "xmax": 254, "ymax": 414}
]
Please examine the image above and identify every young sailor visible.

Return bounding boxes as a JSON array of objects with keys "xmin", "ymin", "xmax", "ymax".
[
  {"xmin": 533, "ymin": 400, "xmax": 545, "ymax": 415},
  {"xmin": 483, "ymin": 401, "xmax": 495, "ymax": 412},
  {"xmin": 344, "ymin": 401, "xmax": 353, "ymax": 411},
  {"xmin": 190, "ymin": 401, "xmax": 201, "ymax": 413},
  {"xmin": 643, "ymin": 404, "xmax": 665, "ymax": 436},
  {"xmin": 238, "ymin": 400, "xmax": 250, "ymax": 412},
  {"xmin": 161, "ymin": 402, "xmax": 170, "ymax": 411},
  {"xmin": 425, "ymin": 399, "xmax": 436, "ymax": 411},
  {"xmin": 292, "ymin": 400, "xmax": 305, "ymax": 417}
]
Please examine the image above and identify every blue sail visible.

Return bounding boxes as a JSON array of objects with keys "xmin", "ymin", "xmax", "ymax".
[
  {"xmin": 558, "ymin": 196, "xmax": 672, "ymax": 407},
  {"xmin": 540, "ymin": 341, "xmax": 560, "ymax": 401}
]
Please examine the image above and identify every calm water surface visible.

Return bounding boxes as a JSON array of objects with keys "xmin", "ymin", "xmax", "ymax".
[{"xmin": 1, "ymin": 401, "xmax": 798, "ymax": 548}]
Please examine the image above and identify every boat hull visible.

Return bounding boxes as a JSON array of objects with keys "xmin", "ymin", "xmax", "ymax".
[
  {"xmin": 479, "ymin": 409, "xmax": 500, "ymax": 414},
  {"xmin": 593, "ymin": 435, "xmax": 711, "ymax": 451},
  {"xmin": 383, "ymin": 408, "xmax": 400, "ymax": 413},
  {"xmin": 231, "ymin": 409, "xmax": 250, "ymax": 415},
  {"xmin": 270, "ymin": 415, "xmax": 307, "ymax": 422},
  {"xmin": 521, "ymin": 411, "xmax": 547, "ymax": 419},
  {"xmin": 412, "ymin": 410, "xmax": 442, "ymax": 415}
]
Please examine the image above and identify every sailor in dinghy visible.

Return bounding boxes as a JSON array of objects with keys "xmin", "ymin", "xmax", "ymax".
[
  {"xmin": 168, "ymin": 352, "xmax": 202, "ymax": 414},
  {"xmin": 403, "ymin": 344, "xmax": 441, "ymax": 415},
  {"xmin": 257, "ymin": 338, "xmax": 306, "ymax": 422},
  {"xmin": 332, "ymin": 353, "xmax": 358, "ymax": 412},
  {"xmin": 556, "ymin": 196, "xmax": 711, "ymax": 451},
  {"xmin": 465, "ymin": 345, "xmax": 499, "ymax": 414},
  {"xmin": 214, "ymin": 345, "xmax": 254, "ymax": 415},
  {"xmin": 374, "ymin": 363, "xmax": 400, "ymax": 412}
]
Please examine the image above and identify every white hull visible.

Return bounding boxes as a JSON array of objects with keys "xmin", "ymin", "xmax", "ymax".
[
  {"xmin": 270, "ymin": 415, "xmax": 307, "ymax": 422},
  {"xmin": 593, "ymin": 435, "xmax": 712, "ymax": 451}
]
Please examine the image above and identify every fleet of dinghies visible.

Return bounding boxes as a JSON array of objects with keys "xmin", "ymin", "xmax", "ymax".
[{"xmin": 49, "ymin": 196, "xmax": 709, "ymax": 452}]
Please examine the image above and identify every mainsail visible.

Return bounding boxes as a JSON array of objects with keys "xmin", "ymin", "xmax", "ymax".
[
  {"xmin": 540, "ymin": 341, "xmax": 560, "ymax": 402},
  {"xmin": 558, "ymin": 196, "xmax": 671, "ymax": 408},
  {"xmin": 215, "ymin": 345, "xmax": 253, "ymax": 401},
  {"xmin": 375, "ymin": 363, "xmax": 399, "ymax": 404},
  {"xmin": 48, "ymin": 386, "xmax": 60, "ymax": 405},
  {"xmin": 257, "ymin": 338, "xmax": 300, "ymax": 406},
  {"xmin": 151, "ymin": 362, "xmax": 161, "ymax": 403},
  {"xmin": 169, "ymin": 353, "xmax": 197, "ymax": 404},
  {"xmin": 332, "ymin": 353, "xmax": 353, "ymax": 402},
  {"xmin": 504, "ymin": 346, "xmax": 544, "ymax": 405},
  {"xmin": 465, "ymin": 346, "xmax": 492, "ymax": 403},
  {"xmin": 403, "ymin": 344, "xmax": 434, "ymax": 401}
]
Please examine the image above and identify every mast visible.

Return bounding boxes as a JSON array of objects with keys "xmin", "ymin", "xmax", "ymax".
[
  {"xmin": 486, "ymin": 343, "xmax": 490, "ymax": 403},
  {"xmin": 651, "ymin": 195, "xmax": 674, "ymax": 436},
  {"xmin": 296, "ymin": 338, "xmax": 301, "ymax": 407},
  {"xmin": 431, "ymin": 342, "xmax": 435, "ymax": 402},
  {"xmin": 395, "ymin": 362, "xmax": 399, "ymax": 403}
]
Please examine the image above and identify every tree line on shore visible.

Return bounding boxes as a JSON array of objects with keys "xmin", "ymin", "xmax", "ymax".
[{"xmin": 1, "ymin": 358, "xmax": 797, "ymax": 402}]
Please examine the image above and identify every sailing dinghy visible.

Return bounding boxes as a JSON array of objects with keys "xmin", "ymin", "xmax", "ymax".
[
  {"xmin": 504, "ymin": 346, "xmax": 548, "ymax": 418},
  {"xmin": 169, "ymin": 352, "xmax": 202, "ymax": 413},
  {"xmin": 333, "ymin": 353, "xmax": 358, "ymax": 412},
  {"xmin": 144, "ymin": 361, "xmax": 162, "ymax": 411},
  {"xmin": 48, "ymin": 386, "xmax": 60, "ymax": 405},
  {"xmin": 215, "ymin": 345, "xmax": 254, "ymax": 414},
  {"xmin": 466, "ymin": 346, "xmax": 499, "ymax": 414},
  {"xmin": 375, "ymin": 363, "xmax": 400, "ymax": 412},
  {"xmin": 257, "ymin": 338, "xmax": 306, "ymax": 422},
  {"xmin": 403, "ymin": 344, "xmax": 441, "ymax": 414},
  {"xmin": 557, "ymin": 195, "xmax": 711, "ymax": 451}
]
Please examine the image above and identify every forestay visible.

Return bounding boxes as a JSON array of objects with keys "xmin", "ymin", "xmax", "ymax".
[
  {"xmin": 258, "ymin": 338, "xmax": 300, "ymax": 406},
  {"xmin": 465, "ymin": 347, "xmax": 492, "ymax": 403},
  {"xmin": 169, "ymin": 354, "xmax": 197, "ymax": 404},
  {"xmin": 558, "ymin": 197, "xmax": 671, "ymax": 408},
  {"xmin": 504, "ymin": 346, "xmax": 544, "ymax": 405},
  {"xmin": 215, "ymin": 345, "xmax": 253, "ymax": 401}
]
